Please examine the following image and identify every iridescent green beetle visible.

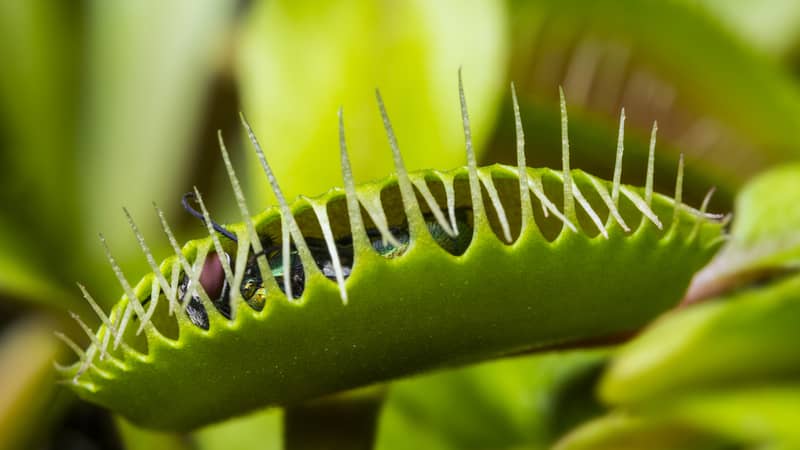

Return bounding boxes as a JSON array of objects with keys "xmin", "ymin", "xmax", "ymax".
[{"xmin": 175, "ymin": 197, "xmax": 473, "ymax": 329}]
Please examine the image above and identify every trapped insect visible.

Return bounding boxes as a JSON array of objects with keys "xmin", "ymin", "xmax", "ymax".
[
  {"xmin": 176, "ymin": 191, "xmax": 473, "ymax": 329},
  {"xmin": 57, "ymin": 75, "xmax": 725, "ymax": 430}
]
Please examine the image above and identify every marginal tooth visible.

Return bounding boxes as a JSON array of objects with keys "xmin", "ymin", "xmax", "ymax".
[
  {"xmin": 459, "ymin": 69, "xmax": 486, "ymax": 229},
  {"xmin": 192, "ymin": 188, "xmax": 236, "ymax": 315},
  {"xmin": 75, "ymin": 346, "xmax": 101, "ymax": 379},
  {"xmin": 100, "ymin": 234, "xmax": 148, "ymax": 327},
  {"xmin": 99, "ymin": 320, "xmax": 114, "ymax": 357},
  {"xmin": 478, "ymin": 171, "xmax": 513, "ymax": 242},
  {"xmin": 154, "ymin": 204, "xmax": 215, "ymax": 311},
  {"xmin": 54, "ymin": 331, "xmax": 103, "ymax": 381},
  {"xmin": 53, "ymin": 361, "xmax": 73, "ymax": 373},
  {"xmin": 77, "ymin": 285, "xmax": 133, "ymax": 357},
  {"xmin": 185, "ymin": 245, "xmax": 214, "ymax": 315},
  {"xmin": 280, "ymin": 219, "xmax": 292, "ymax": 299},
  {"xmin": 375, "ymin": 89, "xmax": 426, "ymax": 237},
  {"xmin": 241, "ymin": 113, "xmax": 317, "ymax": 300},
  {"xmin": 218, "ymin": 132, "xmax": 274, "ymax": 294},
  {"xmin": 411, "ymin": 176, "xmax": 456, "ymax": 238},
  {"xmin": 690, "ymin": 187, "xmax": 716, "ymax": 240},
  {"xmin": 558, "ymin": 87, "xmax": 577, "ymax": 226},
  {"xmin": 646, "ymin": 121, "xmax": 658, "ymax": 206},
  {"xmin": 536, "ymin": 178, "xmax": 550, "ymax": 217},
  {"xmin": 232, "ymin": 230, "xmax": 250, "ymax": 304},
  {"xmin": 586, "ymin": 177, "xmax": 630, "ymax": 232},
  {"xmin": 69, "ymin": 311, "xmax": 107, "ymax": 360},
  {"xmin": 700, "ymin": 187, "xmax": 716, "ymax": 213},
  {"xmin": 167, "ymin": 243, "xmax": 216, "ymax": 322},
  {"xmin": 435, "ymin": 171, "xmax": 459, "ymax": 234},
  {"xmin": 357, "ymin": 191, "xmax": 403, "ymax": 248},
  {"xmin": 571, "ymin": 181, "xmax": 608, "ymax": 238},
  {"xmin": 338, "ymin": 108, "xmax": 370, "ymax": 249},
  {"xmin": 54, "ymin": 330, "xmax": 86, "ymax": 359},
  {"xmin": 123, "ymin": 208, "xmax": 175, "ymax": 308},
  {"xmin": 512, "ymin": 82, "xmax": 534, "ymax": 231},
  {"xmin": 114, "ymin": 302, "xmax": 134, "ymax": 350},
  {"xmin": 73, "ymin": 346, "xmax": 94, "ymax": 380},
  {"xmin": 528, "ymin": 175, "xmax": 578, "ymax": 232},
  {"xmin": 137, "ymin": 280, "xmax": 161, "ymax": 335},
  {"xmin": 621, "ymin": 186, "xmax": 663, "ymax": 229},
  {"xmin": 77, "ymin": 283, "xmax": 120, "ymax": 345},
  {"xmin": 673, "ymin": 153, "xmax": 685, "ymax": 226},
  {"xmin": 311, "ymin": 201, "xmax": 348, "ymax": 303},
  {"xmin": 169, "ymin": 259, "xmax": 181, "ymax": 315},
  {"xmin": 612, "ymin": 108, "xmax": 625, "ymax": 205}
]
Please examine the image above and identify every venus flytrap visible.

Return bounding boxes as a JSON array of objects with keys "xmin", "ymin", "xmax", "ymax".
[
  {"xmin": 686, "ymin": 163, "xmax": 800, "ymax": 302},
  {"xmin": 56, "ymin": 80, "xmax": 725, "ymax": 431},
  {"xmin": 558, "ymin": 163, "xmax": 800, "ymax": 450}
]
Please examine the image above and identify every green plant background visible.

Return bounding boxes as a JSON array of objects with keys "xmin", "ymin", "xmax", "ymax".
[{"xmin": 1, "ymin": 0, "xmax": 799, "ymax": 449}]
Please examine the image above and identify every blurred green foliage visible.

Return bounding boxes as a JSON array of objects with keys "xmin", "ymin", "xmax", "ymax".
[
  {"xmin": 237, "ymin": 0, "xmax": 508, "ymax": 205},
  {"xmin": 1, "ymin": 0, "xmax": 799, "ymax": 448},
  {"xmin": 562, "ymin": 163, "xmax": 800, "ymax": 449}
]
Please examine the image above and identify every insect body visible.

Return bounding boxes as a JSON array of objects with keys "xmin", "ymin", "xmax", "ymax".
[
  {"xmin": 180, "ymin": 209, "xmax": 473, "ymax": 329},
  {"xmin": 243, "ymin": 207, "xmax": 472, "ymax": 298},
  {"xmin": 57, "ymin": 81, "xmax": 726, "ymax": 431}
]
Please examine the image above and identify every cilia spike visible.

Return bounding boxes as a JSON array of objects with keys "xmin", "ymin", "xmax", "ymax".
[{"xmin": 58, "ymin": 80, "xmax": 726, "ymax": 431}]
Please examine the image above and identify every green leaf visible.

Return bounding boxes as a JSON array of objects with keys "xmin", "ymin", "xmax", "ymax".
[
  {"xmin": 0, "ymin": 316, "xmax": 62, "ymax": 450},
  {"xmin": 687, "ymin": 163, "xmax": 800, "ymax": 301},
  {"xmin": 236, "ymin": 0, "xmax": 509, "ymax": 204},
  {"xmin": 116, "ymin": 417, "xmax": 193, "ymax": 450},
  {"xmin": 496, "ymin": 0, "xmax": 800, "ymax": 204},
  {"xmin": 194, "ymin": 409, "xmax": 282, "ymax": 450},
  {"xmin": 63, "ymin": 163, "xmax": 724, "ymax": 430},
  {"xmin": 78, "ymin": 0, "xmax": 238, "ymax": 292},
  {"xmin": 553, "ymin": 413, "xmax": 733, "ymax": 450},
  {"xmin": 378, "ymin": 350, "xmax": 608, "ymax": 450},
  {"xmin": 558, "ymin": 386, "xmax": 800, "ymax": 449},
  {"xmin": 0, "ymin": 0, "xmax": 80, "ymax": 275},
  {"xmin": 601, "ymin": 273, "xmax": 800, "ymax": 405},
  {"xmin": 283, "ymin": 387, "xmax": 386, "ymax": 450},
  {"xmin": 648, "ymin": 385, "xmax": 800, "ymax": 447},
  {"xmin": 697, "ymin": 0, "xmax": 800, "ymax": 57},
  {"xmin": 0, "ymin": 217, "xmax": 79, "ymax": 313}
]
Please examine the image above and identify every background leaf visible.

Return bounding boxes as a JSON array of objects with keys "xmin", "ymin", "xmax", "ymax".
[{"xmin": 236, "ymin": 0, "xmax": 509, "ymax": 205}]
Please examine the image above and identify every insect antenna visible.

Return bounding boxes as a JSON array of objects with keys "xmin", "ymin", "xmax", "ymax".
[{"xmin": 181, "ymin": 192, "xmax": 238, "ymax": 242}]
